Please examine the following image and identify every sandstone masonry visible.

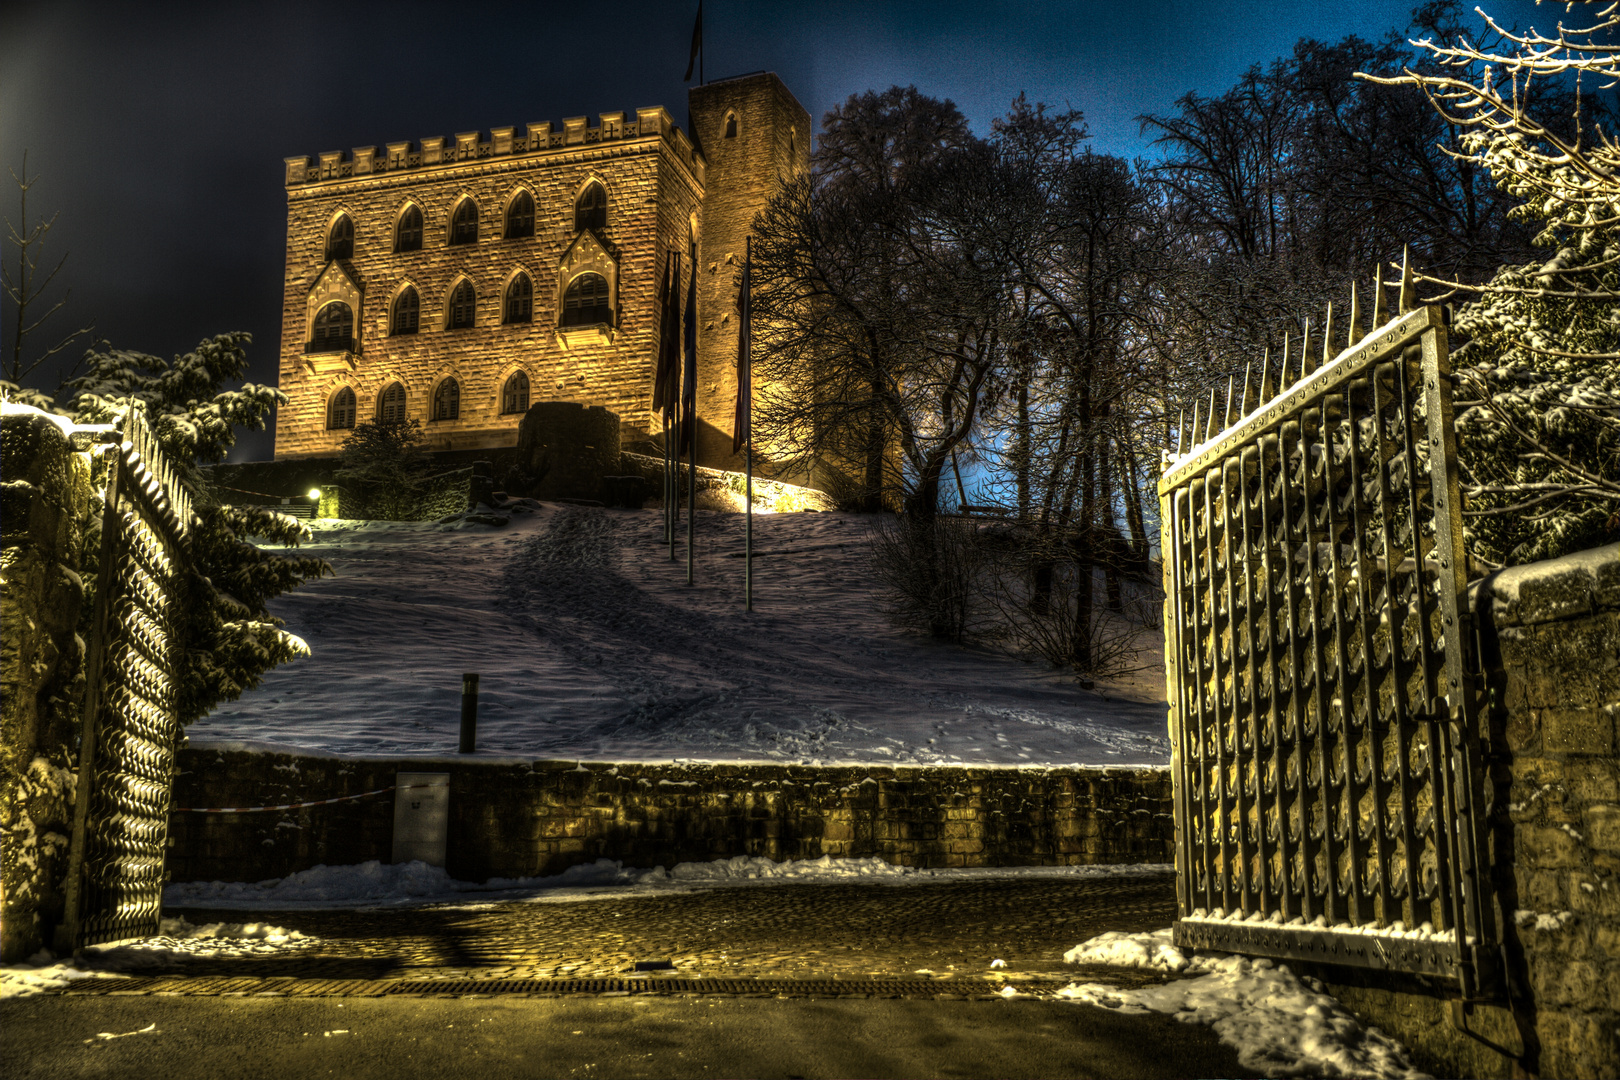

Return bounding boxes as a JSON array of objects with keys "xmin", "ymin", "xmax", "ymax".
[{"xmin": 275, "ymin": 74, "xmax": 809, "ymax": 467}]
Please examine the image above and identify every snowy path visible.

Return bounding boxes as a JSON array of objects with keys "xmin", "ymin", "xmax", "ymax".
[{"xmin": 195, "ymin": 507, "xmax": 1170, "ymax": 765}]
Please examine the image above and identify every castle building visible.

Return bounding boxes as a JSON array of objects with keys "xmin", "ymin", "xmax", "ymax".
[{"xmin": 274, "ymin": 72, "xmax": 808, "ymax": 466}]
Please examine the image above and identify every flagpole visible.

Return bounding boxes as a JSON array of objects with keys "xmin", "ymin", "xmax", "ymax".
[
  {"xmin": 664, "ymin": 411, "xmax": 673, "ymax": 553},
  {"xmin": 684, "ymin": 245, "xmax": 698, "ymax": 587},
  {"xmin": 743, "ymin": 236, "xmax": 753, "ymax": 612}
]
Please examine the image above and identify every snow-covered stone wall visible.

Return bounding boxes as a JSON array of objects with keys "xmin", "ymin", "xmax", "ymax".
[
  {"xmin": 1323, "ymin": 543, "xmax": 1620, "ymax": 1079},
  {"xmin": 165, "ymin": 750, "xmax": 1174, "ymax": 885},
  {"xmin": 0, "ymin": 404, "xmax": 94, "ymax": 961}
]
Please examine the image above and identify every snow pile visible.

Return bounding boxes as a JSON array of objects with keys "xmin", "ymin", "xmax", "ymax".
[
  {"xmin": 1060, "ymin": 929, "xmax": 1430, "ymax": 1079},
  {"xmin": 1063, "ymin": 929, "xmax": 1192, "ymax": 972},
  {"xmin": 0, "ymin": 952, "xmax": 126, "ymax": 999},
  {"xmin": 193, "ymin": 509, "xmax": 1170, "ymax": 766},
  {"xmin": 164, "ymin": 856, "xmax": 1174, "ymax": 910},
  {"xmin": 81, "ymin": 917, "xmax": 319, "ymax": 969}
]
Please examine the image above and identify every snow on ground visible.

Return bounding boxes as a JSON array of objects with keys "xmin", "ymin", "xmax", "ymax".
[
  {"xmin": 1061, "ymin": 929, "xmax": 1430, "ymax": 1079},
  {"xmin": 0, "ymin": 920, "xmax": 320, "ymax": 996},
  {"xmin": 0, "ymin": 954, "xmax": 126, "ymax": 998},
  {"xmin": 194, "ymin": 508, "xmax": 1169, "ymax": 766},
  {"xmin": 162, "ymin": 855, "xmax": 1176, "ymax": 911}
]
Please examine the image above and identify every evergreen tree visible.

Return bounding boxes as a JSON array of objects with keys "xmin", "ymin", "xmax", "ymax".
[{"xmin": 9, "ymin": 332, "xmax": 330, "ymax": 724}]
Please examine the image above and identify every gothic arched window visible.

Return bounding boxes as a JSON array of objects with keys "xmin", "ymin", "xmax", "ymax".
[
  {"xmin": 377, "ymin": 382, "xmax": 407, "ymax": 424},
  {"xmin": 501, "ymin": 371, "xmax": 530, "ymax": 415},
  {"xmin": 326, "ymin": 214, "xmax": 354, "ymax": 260},
  {"xmin": 561, "ymin": 273, "xmax": 610, "ymax": 327},
  {"xmin": 433, "ymin": 377, "xmax": 460, "ymax": 421},
  {"xmin": 447, "ymin": 280, "xmax": 475, "ymax": 329},
  {"xmin": 396, "ymin": 205, "xmax": 423, "ymax": 252},
  {"xmin": 327, "ymin": 386, "xmax": 357, "ymax": 430},
  {"xmin": 574, "ymin": 182, "xmax": 606, "ymax": 233},
  {"xmin": 505, "ymin": 191, "xmax": 535, "ymax": 239},
  {"xmin": 392, "ymin": 287, "xmax": 419, "ymax": 335},
  {"xmin": 451, "ymin": 199, "xmax": 479, "ymax": 245},
  {"xmin": 724, "ymin": 112, "xmax": 738, "ymax": 138},
  {"xmin": 504, "ymin": 273, "xmax": 533, "ymax": 324},
  {"xmin": 310, "ymin": 301, "xmax": 353, "ymax": 352}
]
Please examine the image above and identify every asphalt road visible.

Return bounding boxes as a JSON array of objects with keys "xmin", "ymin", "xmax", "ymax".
[{"xmin": 0, "ymin": 994, "xmax": 1245, "ymax": 1080}]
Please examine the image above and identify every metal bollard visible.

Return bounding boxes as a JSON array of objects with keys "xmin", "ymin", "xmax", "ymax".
[{"xmin": 459, "ymin": 673, "xmax": 479, "ymax": 753}]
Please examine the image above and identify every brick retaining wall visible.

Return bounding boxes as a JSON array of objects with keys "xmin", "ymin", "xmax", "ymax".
[{"xmin": 166, "ymin": 754, "xmax": 1173, "ymax": 884}]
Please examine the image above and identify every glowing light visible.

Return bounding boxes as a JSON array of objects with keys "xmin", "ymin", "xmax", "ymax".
[{"xmin": 307, "ymin": 488, "xmax": 323, "ymax": 500}]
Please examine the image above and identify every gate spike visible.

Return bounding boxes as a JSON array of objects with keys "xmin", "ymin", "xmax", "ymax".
[
  {"xmin": 1241, "ymin": 361, "xmax": 1254, "ymax": 415},
  {"xmin": 1300, "ymin": 318, "xmax": 1313, "ymax": 378},
  {"xmin": 1322, "ymin": 302, "xmax": 1334, "ymax": 366},
  {"xmin": 1224, "ymin": 375, "xmax": 1237, "ymax": 427},
  {"xmin": 1189, "ymin": 401, "xmax": 1201, "ymax": 449},
  {"xmin": 1176, "ymin": 408, "xmax": 1188, "ymax": 455},
  {"xmin": 1205, "ymin": 386, "xmax": 1219, "ymax": 441},
  {"xmin": 1398, "ymin": 244, "xmax": 1415, "ymax": 314},
  {"xmin": 1259, "ymin": 347, "xmax": 1272, "ymax": 402},
  {"xmin": 1348, "ymin": 280, "xmax": 1361, "ymax": 344},
  {"xmin": 1371, "ymin": 266, "xmax": 1387, "ymax": 329},
  {"xmin": 1279, "ymin": 333, "xmax": 1291, "ymax": 389}
]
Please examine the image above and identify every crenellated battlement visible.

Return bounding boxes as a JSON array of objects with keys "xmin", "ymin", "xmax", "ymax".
[{"xmin": 283, "ymin": 106, "xmax": 703, "ymax": 188}]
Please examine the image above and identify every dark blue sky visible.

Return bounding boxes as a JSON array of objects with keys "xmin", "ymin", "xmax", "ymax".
[{"xmin": 0, "ymin": 0, "xmax": 1543, "ymax": 460}]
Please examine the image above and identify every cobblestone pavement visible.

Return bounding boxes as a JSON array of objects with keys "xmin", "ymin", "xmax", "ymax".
[{"xmin": 123, "ymin": 874, "xmax": 1179, "ymax": 989}]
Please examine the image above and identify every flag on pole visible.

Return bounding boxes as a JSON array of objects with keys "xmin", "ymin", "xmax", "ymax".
[
  {"xmin": 683, "ymin": 0, "xmax": 703, "ymax": 82},
  {"xmin": 679, "ymin": 251, "xmax": 699, "ymax": 455},
  {"xmin": 732, "ymin": 240, "xmax": 751, "ymax": 456},
  {"xmin": 652, "ymin": 251, "xmax": 678, "ymax": 418}
]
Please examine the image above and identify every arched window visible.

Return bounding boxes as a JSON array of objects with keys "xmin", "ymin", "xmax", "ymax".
[
  {"xmin": 377, "ymin": 382, "xmax": 407, "ymax": 424},
  {"xmin": 574, "ymin": 182, "xmax": 606, "ymax": 233},
  {"xmin": 433, "ymin": 377, "xmax": 460, "ymax": 421},
  {"xmin": 724, "ymin": 112, "xmax": 738, "ymax": 138},
  {"xmin": 310, "ymin": 301, "xmax": 353, "ymax": 352},
  {"xmin": 501, "ymin": 371, "xmax": 530, "ymax": 415},
  {"xmin": 451, "ymin": 199, "xmax": 478, "ymax": 245},
  {"xmin": 505, "ymin": 191, "xmax": 534, "ymax": 239},
  {"xmin": 447, "ymin": 280, "xmax": 475, "ymax": 329},
  {"xmin": 396, "ymin": 205, "xmax": 423, "ymax": 252},
  {"xmin": 392, "ymin": 287, "xmax": 419, "ymax": 335},
  {"xmin": 789, "ymin": 130, "xmax": 796, "ymax": 159},
  {"xmin": 561, "ymin": 272, "xmax": 610, "ymax": 327},
  {"xmin": 326, "ymin": 214, "xmax": 354, "ymax": 260},
  {"xmin": 504, "ymin": 273, "xmax": 532, "ymax": 324},
  {"xmin": 327, "ymin": 386, "xmax": 357, "ymax": 430}
]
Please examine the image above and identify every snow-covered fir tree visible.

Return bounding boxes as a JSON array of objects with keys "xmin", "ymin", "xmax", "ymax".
[{"xmin": 3, "ymin": 332, "xmax": 329, "ymax": 724}]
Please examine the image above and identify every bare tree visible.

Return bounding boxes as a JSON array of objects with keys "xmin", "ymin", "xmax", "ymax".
[{"xmin": 3, "ymin": 152, "xmax": 94, "ymax": 387}]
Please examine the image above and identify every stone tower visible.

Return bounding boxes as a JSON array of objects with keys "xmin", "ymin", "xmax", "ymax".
[{"xmin": 686, "ymin": 73, "xmax": 811, "ymax": 466}]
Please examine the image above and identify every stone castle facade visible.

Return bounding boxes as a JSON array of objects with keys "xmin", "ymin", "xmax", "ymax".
[{"xmin": 275, "ymin": 72, "xmax": 808, "ymax": 466}]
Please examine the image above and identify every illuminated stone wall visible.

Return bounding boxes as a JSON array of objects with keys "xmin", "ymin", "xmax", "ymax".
[
  {"xmin": 686, "ymin": 73, "xmax": 811, "ymax": 465},
  {"xmin": 0, "ymin": 405, "xmax": 92, "ymax": 961},
  {"xmin": 275, "ymin": 74, "xmax": 810, "ymax": 469},
  {"xmin": 165, "ymin": 754, "xmax": 1174, "ymax": 884}
]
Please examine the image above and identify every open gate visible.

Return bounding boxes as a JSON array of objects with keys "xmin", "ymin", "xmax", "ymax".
[
  {"xmin": 57, "ymin": 410, "xmax": 194, "ymax": 953},
  {"xmin": 1157, "ymin": 277, "xmax": 1496, "ymax": 998}
]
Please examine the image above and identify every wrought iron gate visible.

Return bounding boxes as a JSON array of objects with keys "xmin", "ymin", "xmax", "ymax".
[
  {"xmin": 1157, "ymin": 276, "xmax": 1496, "ymax": 997},
  {"xmin": 58, "ymin": 410, "xmax": 193, "ymax": 952}
]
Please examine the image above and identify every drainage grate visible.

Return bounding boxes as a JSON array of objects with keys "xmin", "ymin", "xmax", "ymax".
[{"xmin": 60, "ymin": 975, "xmax": 1062, "ymax": 998}]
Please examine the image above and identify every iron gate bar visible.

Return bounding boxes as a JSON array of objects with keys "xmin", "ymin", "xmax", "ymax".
[{"xmin": 1158, "ymin": 301, "xmax": 1495, "ymax": 995}]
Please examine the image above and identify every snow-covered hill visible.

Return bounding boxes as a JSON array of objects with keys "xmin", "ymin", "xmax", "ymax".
[{"xmin": 195, "ymin": 506, "xmax": 1169, "ymax": 767}]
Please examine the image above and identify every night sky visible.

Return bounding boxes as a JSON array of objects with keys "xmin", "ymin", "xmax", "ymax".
[{"xmin": 1, "ymin": 0, "xmax": 1540, "ymax": 461}]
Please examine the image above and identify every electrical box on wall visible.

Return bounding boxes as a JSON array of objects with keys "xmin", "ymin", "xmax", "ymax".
[{"xmin": 392, "ymin": 772, "xmax": 450, "ymax": 866}]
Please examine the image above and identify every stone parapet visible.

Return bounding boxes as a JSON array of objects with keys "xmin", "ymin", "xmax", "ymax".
[{"xmin": 165, "ymin": 751, "xmax": 1174, "ymax": 886}]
